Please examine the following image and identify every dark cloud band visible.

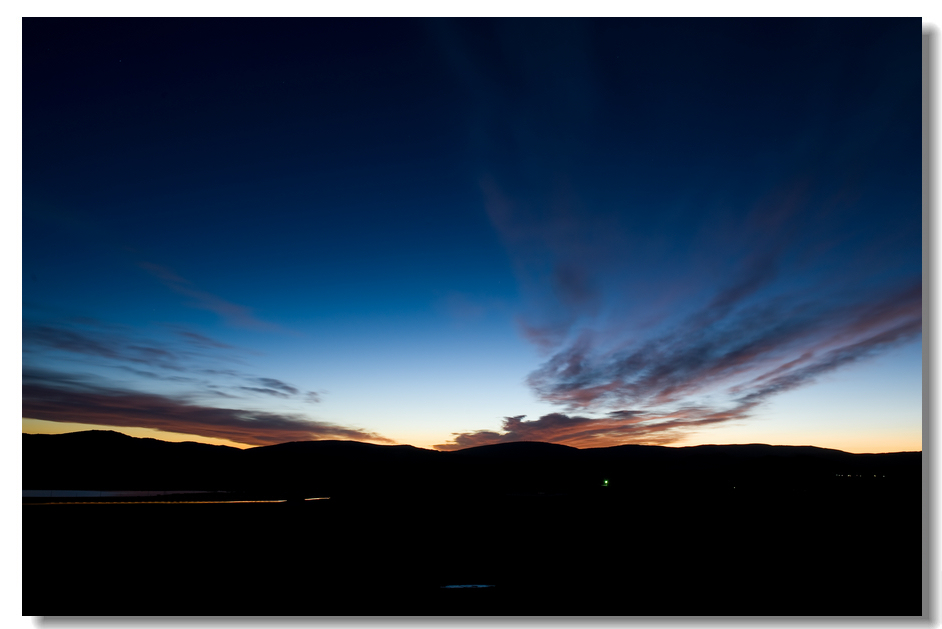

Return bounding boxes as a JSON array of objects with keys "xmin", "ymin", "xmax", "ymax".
[{"xmin": 22, "ymin": 372, "xmax": 392, "ymax": 448}]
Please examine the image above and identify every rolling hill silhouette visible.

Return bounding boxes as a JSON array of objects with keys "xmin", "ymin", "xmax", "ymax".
[
  {"xmin": 22, "ymin": 430, "xmax": 921, "ymax": 498},
  {"xmin": 22, "ymin": 430, "xmax": 923, "ymax": 616}
]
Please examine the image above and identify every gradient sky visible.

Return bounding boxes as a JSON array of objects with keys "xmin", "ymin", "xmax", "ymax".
[{"xmin": 21, "ymin": 18, "xmax": 923, "ymax": 453}]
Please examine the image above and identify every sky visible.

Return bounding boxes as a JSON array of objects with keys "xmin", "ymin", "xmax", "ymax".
[{"xmin": 21, "ymin": 17, "xmax": 924, "ymax": 454}]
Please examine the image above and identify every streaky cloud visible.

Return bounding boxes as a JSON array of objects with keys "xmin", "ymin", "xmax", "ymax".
[
  {"xmin": 171, "ymin": 328, "xmax": 236, "ymax": 350},
  {"xmin": 434, "ymin": 411, "xmax": 717, "ymax": 451},
  {"xmin": 434, "ymin": 19, "xmax": 920, "ymax": 448},
  {"xmin": 237, "ymin": 386, "xmax": 291, "ymax": 399},
  {"xmin": 23, "ymin": 321, "xmax": 324, "ymax": 406},
  {"xmin": 138, "ymin": 261, "xmax": 287, "ymax": 333},
  {"xmin": 22, "ymin": 370, "xmax": 393, "ymax": 447},
  {"xmin": 528, "ymin": 280, "xmax": 920, "ymax": 415},
  {"xmin": 24, "ymin": 323, "xmax": 186, "ymax": 372},
  {"xmin": 442, "ymin": 278, "xmax": 920, "ymax": 451},
  {"xmin": 253, "ymin": 377, "xmax": 300, "ymax": 396}
]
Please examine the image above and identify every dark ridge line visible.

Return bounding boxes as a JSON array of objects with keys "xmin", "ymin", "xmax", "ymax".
[{"xmin": 21, "ymin": 429, "xmax": 922, "ymax": 455}]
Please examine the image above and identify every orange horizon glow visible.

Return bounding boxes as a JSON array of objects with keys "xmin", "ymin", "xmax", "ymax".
[
  {"xmin": 21, "ymin": 418, "xmax": 254, "ymax": 449},
  {"xmin": 22, "ymin": 418, "xmax": 921, "ymax": 455}
]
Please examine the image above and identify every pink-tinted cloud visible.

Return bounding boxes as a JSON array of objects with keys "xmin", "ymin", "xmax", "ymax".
[
  {"xmin": 428, "ymin": 19, "xmax": 920, "ymax": 451},
  {"xmin": 22, "ymin": 371, "xmax": 392, "ymax": 447},
  {"xmin": 438, "ymin": 280, "xmax": 920, "ymax": 451},
  {"xmin": 434, "ymin": 406, "xmax": 753, "ymax": 451},
  {"xmin": 528, "ymin": 281, "xmax": 920, "ymax": 412}
]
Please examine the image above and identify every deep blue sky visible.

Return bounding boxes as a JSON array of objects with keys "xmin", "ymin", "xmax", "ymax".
[{"xmin": 22, "ymin": 18, "xmax": 922, "ymax": 452}]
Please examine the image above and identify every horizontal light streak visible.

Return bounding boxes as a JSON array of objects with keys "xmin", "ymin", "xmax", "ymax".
[{"xmin": 23, "ymin": 497, "xmax": 330, "ymax": 505}]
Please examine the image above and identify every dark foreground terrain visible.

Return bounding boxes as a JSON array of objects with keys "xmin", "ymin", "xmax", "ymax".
[{"xmin": 23, "ymin": 432, "xmax": 923, "ymax": 616}]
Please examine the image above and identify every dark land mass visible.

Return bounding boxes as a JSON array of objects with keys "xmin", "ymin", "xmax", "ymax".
[{"xmin": 23, "ymin": 431, "xmax": 923, "ymax": 616}]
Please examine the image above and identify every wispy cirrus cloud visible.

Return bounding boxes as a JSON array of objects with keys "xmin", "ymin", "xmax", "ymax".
[
  {"xmin": 22, "ymin": 370, "xmax": 391, "ymax": 447},
  {"xmin": 23, "ymin": 320, "xmax": 324, "ymax": 406},
  {"xmin": 527, "ymin": 281, "xmax": 921, "ymax": 412},
  {"xmin": 238, "ymin": 386, "xmax": 291, "ymax": 399},
  {"xmin": 24, "ymin": 323, "xmax": 188, "ymax": 371},
  {"xmin": 253, "ymin": 377, "xmax": 299, "ymax": 396},
  {"xmin": 228, "ymin": 378, "xmax": 321, "ymax": 404},
  {"xmin": 171, "ymin": 328, "xmax": 237, "ymax": 350},
  {"xmin": 428, "ymin": 20, "xmax": 920, "ymax": 449},
  {"xmin": 436, "ymin": 281, "xmax": 920, "ymax": 451},
  {"xmin": 138, "ymin": 262, "xmax": 286, "ymax": 332}
]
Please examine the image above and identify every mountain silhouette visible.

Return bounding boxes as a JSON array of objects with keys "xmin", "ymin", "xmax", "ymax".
[
  {"xmin": 22, "ymin": 430, "xmax": 920, "ymax": 498},
  {"xmin": 450, "ymin": 440, "xmax": 580, "ymax": 459},
  {"xmin": 22, "ymin": 430, "xmax": 922, "ymax": 616}
]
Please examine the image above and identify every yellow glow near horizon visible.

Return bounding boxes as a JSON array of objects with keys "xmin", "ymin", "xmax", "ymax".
[
  {"xmin": 674, "ymin": 415, "xmax": 922, "ymax": 454},
  {"xmin": 22, "ymin": 417, "xmax": 921, "ymax": 455},
  {"xmin": 21, "ymin": 418, "xmax": 253, "ymax": 449},
  {"xmin": 676, "ymin": 433, "xmax": 921, "ymax": 454}
]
